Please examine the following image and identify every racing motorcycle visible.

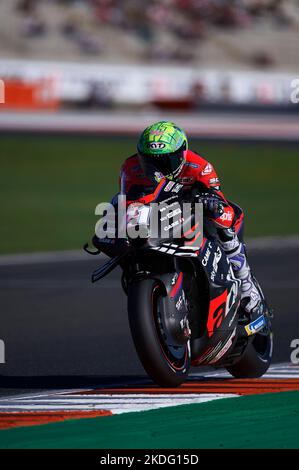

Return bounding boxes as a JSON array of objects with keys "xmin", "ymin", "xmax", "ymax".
[{"xmin": 84, "ymin": 178, "xmax": 273, "ymax": 387}]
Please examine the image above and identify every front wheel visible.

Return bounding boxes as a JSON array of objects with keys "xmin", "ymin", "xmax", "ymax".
[{"xmin": 128, "ymin": 279, "xmax": 190, "ymax": 387}]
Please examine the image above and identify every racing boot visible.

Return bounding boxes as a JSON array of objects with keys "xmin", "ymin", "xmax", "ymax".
[{"xmin": 220, "ymin": 234, "xmax": 262, "ymax": 315}]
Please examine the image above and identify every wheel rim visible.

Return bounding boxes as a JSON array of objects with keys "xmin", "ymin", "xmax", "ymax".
[
  {"xmin": 152, "ymin": 285, "xmax": 189, "ymax": 373},
  {"xmin": 248, "ymin": 277, "xmax": 273, "ymax": 363},
  {"xmin": 252, "ymin": 331, "xmax": 273, "ymax": 362}
]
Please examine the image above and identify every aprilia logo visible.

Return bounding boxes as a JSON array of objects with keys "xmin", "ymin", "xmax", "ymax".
[
  {"xmin": 201, "ymin": 163, "xmax": 213, "ymax": 175},
  {"xmin": 220, "ymin": 212, "xmax": 233, "ymax": 221}
]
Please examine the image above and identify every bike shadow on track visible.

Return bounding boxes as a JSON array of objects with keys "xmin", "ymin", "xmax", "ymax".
[
  {"xmin": 0, "ymin": 375, "xmax": 155, "ymax": 390},
  {"xmin": 0, "ymin": 373, "xmax": 211, "ymax": 394}
]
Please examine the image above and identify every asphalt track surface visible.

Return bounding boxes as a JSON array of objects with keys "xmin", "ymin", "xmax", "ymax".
[{"xmin": 0, "ymin": 244, "xmax": 298, "ymax": 397}]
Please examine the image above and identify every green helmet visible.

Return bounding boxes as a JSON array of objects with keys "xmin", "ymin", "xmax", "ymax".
[{"xmin": 137, "ymin": 121, "xmax": 188, "ymax": 181}]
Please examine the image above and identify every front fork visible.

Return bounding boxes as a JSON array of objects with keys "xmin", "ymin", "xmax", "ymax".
[
  {"xmin": 130, "ymin": 264, "xmax": 191, "ymax": 346},
  {"xmin": 158, "ymin": 268, "xmax": 191, "ymax": 346}
]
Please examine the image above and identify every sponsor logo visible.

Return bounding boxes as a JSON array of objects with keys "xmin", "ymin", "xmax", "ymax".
[
  {"xmin": 154, "ymin": 171, "xmax": 164, "ymax": 182},
  {"xmin": 201, "ymin": 163, "xmax": 213, "ymax": 176},
  {"xmin": 161, "ymin": 207, "xmax": 182, "ymax": 223},
  {"xmin": 207, "ymin": 290, "xmax": 227, "ymax": 338},
  {"xmin": 226, "ymin": 282, "xmax": 239, "ymax": 319},
  {"xmin": 211, "ymin": 246, "xmax": 222, "ymax": 281},
  {"xmin": 179, "ymin": 176, "xmax": 194, "ymax": 184},
  {"xmin": 226, "ymin": 267, "xmax": 241, "ymax": 324},
  {"xmin": 163, "ymin": 182, "xmax": 183, "ymax": 194},
  {"xmin": 160, "ymin": 200, "xmax": 180, "ymax": 212},
  {"xmin": 220, "ymin": 211, "xmax": 233, "ymax": 222},
  {"xmin": 209, "ymin": 177, "xmax": 219, "ymax": 185},
  {"xmin": 171, "ymin": 273, "xmax": 178, "ymax": 285},
  {"xmin": 164, "ymin": 218, "xmax": 183, "ymax": 232},
  {"xmin": 164, "ymin": 181, "xmax": 175, "ymax": 192},
  {"xmin": 172, "ymin": 183, "xmax": 184, "ymax": 193},
  {"xmin": 185, "ymin": 162, "xmax": 199, "ymax": 169},
  {"xmin": 176, "ymin": 291, "xmax": 185, "ymax": 311},
  {"xmin": 100, "ymin": 238, "xmax": 116, "ymax": 244},
  {"xmin": 202, "ymin": 244, "xmax": 212, "ymax": 267},
  {"xmin": 245, "ymin": 315, "xmax": 266, "ymax": 336},
  {"xmin": 149, "ymin": 142, "xmax": 165, "ymax": 149},
  {"xmin": 180, "ymin": 317, "xmax": 191, "ymax": 338}
]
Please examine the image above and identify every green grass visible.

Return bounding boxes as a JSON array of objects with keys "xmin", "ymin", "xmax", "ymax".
[
  {"xmin": 1, "ymin": 136, "xmax": 298, "ymax": 254},
  {"xmin": 1, "ymin": 391, "xmax": 299, "ymax": 448}
]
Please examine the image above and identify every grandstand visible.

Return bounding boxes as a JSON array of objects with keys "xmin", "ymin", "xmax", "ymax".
[
  {"xmin": 0, "ymin": 1, "xmax": 298, "ymax": 114},
  {"xmin": 0, "ymin": 0, "xmax": 298, "ymax": 70}
]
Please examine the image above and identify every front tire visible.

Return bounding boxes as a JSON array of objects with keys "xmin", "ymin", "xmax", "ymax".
[{"xmin": 128, "ymin": 278, "xmax": 190, "ymax": 387}]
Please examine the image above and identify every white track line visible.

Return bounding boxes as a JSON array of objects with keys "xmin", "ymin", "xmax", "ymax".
[
  {"xmin": 0, "ymin": 363, "xmax": 297, "ymax": 415},
  {"xmin": 193, "ymin": 362, "xmax": 299, "ymax": 379},
  {"xmin": 0, "ymin": 393, "xmax": 237, "ymax": 414},
  {"xmin": 0, "ymin": 250, "xmax": 98, "ymax": 266},
  {"xmin": 0, "ymin": 236, "xmax": 298, "ymax": 266}
]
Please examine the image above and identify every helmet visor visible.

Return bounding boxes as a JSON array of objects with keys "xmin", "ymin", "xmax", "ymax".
[{"xmin": 139, "ymin": 149, "xmax": 185, "ymax": 180}]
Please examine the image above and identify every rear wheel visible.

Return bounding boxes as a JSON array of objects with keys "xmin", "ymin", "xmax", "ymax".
[
  {"xmin": 128, "ymin": 278, "xmax": 190, "ymax": 387},
  {"xmin": 227, "ymin": 276, "xmax": 273, "ymax": 378},
  {"xmin": 226, "ymin": 331, "xmax": 273, "ymax": 378}
]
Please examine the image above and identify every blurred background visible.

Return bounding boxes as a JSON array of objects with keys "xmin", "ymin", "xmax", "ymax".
[
  {"xmin": 0, "ymin": 0, "xmax": 299, "ymax": 254},
  {"xmin": 1, "ymin": 0, "xmax": 299, "ymax": 112},
  {"xmin": 0, "ymin": 0, "xmax": 298, "ymax": 254},
  {"xmin": 0, "ymin": 0, "xmax": 298, "ymax": 377}
]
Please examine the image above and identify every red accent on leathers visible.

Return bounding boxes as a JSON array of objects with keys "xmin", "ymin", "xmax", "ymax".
[
  {"xmin": 120, "ymin": 150, "xmax": 235, "ymax": 229},
  {"xmin": 207, "ymin": 289, "xmax": 228, "ymax": 338}
]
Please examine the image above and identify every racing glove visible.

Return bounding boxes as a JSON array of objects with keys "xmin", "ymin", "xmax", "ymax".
[{"xmin": 199, "ymin": 194, "xmax": 225, "ymax": 219}]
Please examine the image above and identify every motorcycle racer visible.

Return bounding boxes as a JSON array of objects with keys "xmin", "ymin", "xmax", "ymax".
[{"xmin": 120, "ymin": 121, "xmax": 261, "ymax": 315}]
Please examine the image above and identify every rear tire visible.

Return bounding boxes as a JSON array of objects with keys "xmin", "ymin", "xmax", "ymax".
[
  {"xmin": 227, "ymin": 273, "xmax": 273, "ymax": 379},
  {"xmin": 226, "ymin": 332, "xmax": 273, "ymax": 378},
  {"xmin": 128, "ymin": 278, "xmax": 190, "ymax": 387}
]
